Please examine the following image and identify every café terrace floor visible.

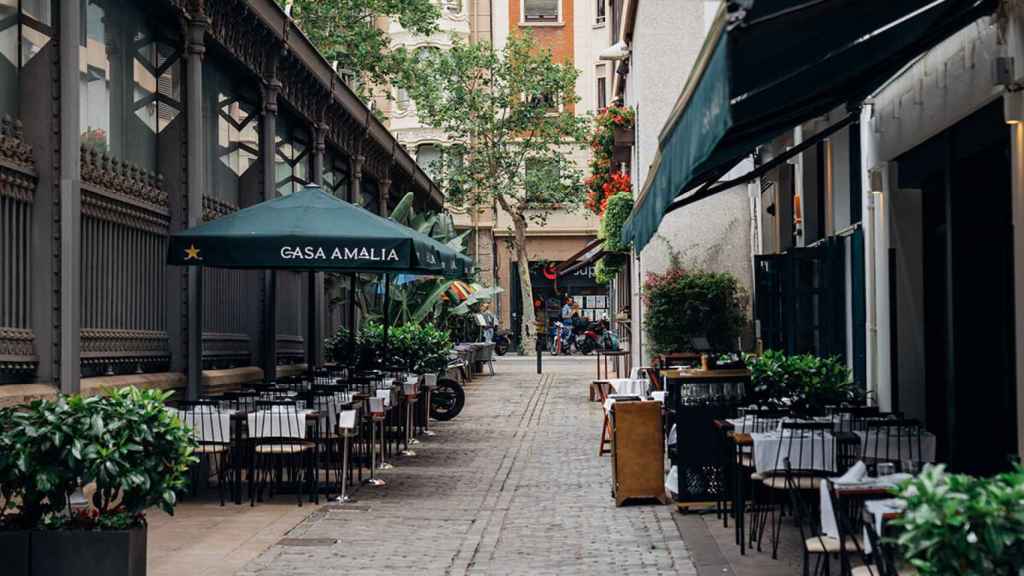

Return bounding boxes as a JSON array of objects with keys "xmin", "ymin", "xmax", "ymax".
[{"xmin": 148, "ymin": 356, "xmax": 804, "ymax": 576}]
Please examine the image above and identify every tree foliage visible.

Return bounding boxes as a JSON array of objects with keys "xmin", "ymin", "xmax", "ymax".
[
  {"xmin": 279, "ymin": 0, "xmax": 440, "ymax": 99},
  {"xmin": 406, "ymin": 31, "xmax": 590, "ymax": 348},
  {"xmin": 407, "ymin": 32, "xmax": 589, "ymax": 222}
]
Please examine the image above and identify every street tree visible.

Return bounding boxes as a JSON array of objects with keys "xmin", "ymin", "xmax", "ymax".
[
  {"xmin": 407, "ymin": 32, "xmax": 590, "ymax": 352},
  {"xmin": 279, "ymin": 0, "xmax": 440, "ymax": 100}
]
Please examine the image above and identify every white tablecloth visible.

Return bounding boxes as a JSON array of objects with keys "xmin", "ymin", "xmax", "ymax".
[
  {"xmin": 247, "ymin": 410, "xmax": 309, "ymax": 439},
  {"xmin": 854, "ymin": 430, "xmax": 937, "ymax": 463},
  {"xmin": 608, "ymin": 378, "xmax": 650, "ymax": 397},
  {"xmin": 174, "ymin": 409, "xmax": 232, "ymax": 443},
  {"xmin": 750, "ymin": 431, "xmax": 837, "ymax": 473}
]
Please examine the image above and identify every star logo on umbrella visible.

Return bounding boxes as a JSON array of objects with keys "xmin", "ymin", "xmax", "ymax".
[{"xmin": 184, "ymin": 244, "xmax": 202, "ymax": 261}]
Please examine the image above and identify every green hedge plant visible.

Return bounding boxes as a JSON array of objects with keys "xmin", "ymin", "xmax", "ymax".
[{"xmin": 744, "ymin": 350, "xmax": 860, "ymax": 415}]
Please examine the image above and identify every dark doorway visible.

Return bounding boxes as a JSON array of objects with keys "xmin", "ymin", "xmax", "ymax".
[{"xmin": 898, "ymin": 100, "xmax": 1017, "ymax": 475}]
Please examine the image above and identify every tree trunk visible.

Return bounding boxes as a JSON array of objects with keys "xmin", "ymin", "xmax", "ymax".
[{"xmin": 512, "ymin": 214, "xmax": 538, "ymax": 354}]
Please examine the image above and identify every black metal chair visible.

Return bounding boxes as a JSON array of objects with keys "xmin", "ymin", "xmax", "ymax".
[
  {"xmin": 308, "ymin": 389, "xmax": 352, "ymax": 497},
  {"xmin": 784, "ymin": 461, "xmax": 860, "ymax": 576},
  {"xmin": 248, "ymin": 400, "xmax": 318, "ymax": 506},
  {"xmin": 861, "ymin": 418, "xmax": 926, "ymax": 473},
  {"xmin": 178, "ymin": 400, "xmax": 234, "ymax": 506},
  {"xmin": 760, "ymin": 421, "xmax": 834, "ymax": 559}
]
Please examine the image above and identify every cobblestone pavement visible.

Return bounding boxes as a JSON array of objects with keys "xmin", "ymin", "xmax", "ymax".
[{"xmin": 240, "ymin": 357, "xmax": 696, "ymax": 576}]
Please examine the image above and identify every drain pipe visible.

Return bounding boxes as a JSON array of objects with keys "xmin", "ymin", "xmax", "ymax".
[{"xmin": 861, "ymin": 105, "xmax": 879, "ymax": 407}]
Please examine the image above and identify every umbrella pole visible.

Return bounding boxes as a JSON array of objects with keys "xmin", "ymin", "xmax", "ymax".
[
  {"xmin": 382, "ymin": 274, "xmax": 391, "ymax": 366},
  {"xmin": 307, "ymin": 270, "xmax": 317, "ymax": 383},
  {"xmin": 348, "ymin": 274, "xmax": 357, "ymax": 372}
]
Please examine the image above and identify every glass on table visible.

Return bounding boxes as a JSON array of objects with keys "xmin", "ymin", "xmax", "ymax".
[{"xmin": 876, "ymin": 462, "xmax": 896, "ymax": 477}]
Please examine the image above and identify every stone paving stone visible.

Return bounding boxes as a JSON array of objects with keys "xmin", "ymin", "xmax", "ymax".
[{"xmin": 239, "ymin": 358, "xmax": 697, "ymax": 575}]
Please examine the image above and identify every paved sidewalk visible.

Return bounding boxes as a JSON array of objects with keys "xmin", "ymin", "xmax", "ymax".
[{"xmin": 239, "ymin": 358, "xmax": 696, "ymax": 576}]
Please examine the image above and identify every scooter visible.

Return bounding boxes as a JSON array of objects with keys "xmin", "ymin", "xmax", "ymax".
[{"xmin": 429, "ymin": 355, "xmax": 467, "ymax": 421}]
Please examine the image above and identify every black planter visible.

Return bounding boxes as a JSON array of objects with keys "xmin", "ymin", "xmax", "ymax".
[
  {"xmin": 0, "ymin": 530, "xmax": 31, "ymax": 576},
  {"xmin": 31, "ymin": 525, "xmax": 147, "ymax": 576}
]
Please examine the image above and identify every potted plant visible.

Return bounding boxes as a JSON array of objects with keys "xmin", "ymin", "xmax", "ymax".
[
  {"xmin": 1, "ymin": 388, "xmax": 196, "ymax": 576},
  {"xmin": 0, "ymin": 406, "xmax": 32, "ymax": 576},
  {"xmin": 893, "ymin": 464, "xmax": 1024, "ymax": 575},
  {"xmin": 744, "ymin": 351, "xmax": 859, "ymax": 415},
  {"xmin": 642, "ymin": 266, "xmax": 746, "ymax": 356}
]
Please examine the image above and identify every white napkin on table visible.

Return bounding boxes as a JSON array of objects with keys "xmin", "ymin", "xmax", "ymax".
[{"xmin": 834, "ymin": 460, "xmax": 868, "ymax": 484}]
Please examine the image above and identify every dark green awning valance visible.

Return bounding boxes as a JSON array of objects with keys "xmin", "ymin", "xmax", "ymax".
[{"xmin": 623, "ymin": 0, "xmax": 997, "ymax": 251}]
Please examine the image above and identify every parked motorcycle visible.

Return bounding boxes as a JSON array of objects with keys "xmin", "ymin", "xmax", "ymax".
[
  {"xmin": 576, "ymin": 320, "xmax": 618, "ymax": 355},
  {"xmin": 430, "ymin": 354, "xmax": 467, "ymax": 421}
]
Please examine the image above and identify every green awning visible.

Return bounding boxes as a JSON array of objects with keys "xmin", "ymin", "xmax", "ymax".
[
  {"xmin": 168, "ymin": 184, "xmax": 466, "ymax": 276},
  {"xmin": 623, "ymin": 0, "xmax": 997, "ymax": 251}
]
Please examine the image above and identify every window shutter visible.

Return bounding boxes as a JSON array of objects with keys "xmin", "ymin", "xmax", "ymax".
[{"xmin": 525, "ymin": 0, "xmax": 559, "ymax": 22}]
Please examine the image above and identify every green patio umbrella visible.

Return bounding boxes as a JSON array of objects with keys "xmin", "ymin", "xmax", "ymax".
[
  {"xmin": 168, "ymin": 184, "xmax": 471, "ymax": 387},
  {"xmin": 168, "ymin": 184, "xmax": 460, "ymax": 275}
]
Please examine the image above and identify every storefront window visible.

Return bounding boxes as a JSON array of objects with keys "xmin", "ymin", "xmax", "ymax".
[
  {"xmin": 323, "ymin": 148, "xmax": 350, "ymax": 199},
  {"xmin": 204, "ymin": 62, "xmax": 258, "ymax": 208},
  {"xmin": 80, "ymin": 0, "xmax": 166, "ymax": 173},
  {"xmin": 0, "ymin": 0, "xmax": 53, "ymax": 119},
  {"xmin": 274, "ymin": 115, "xmax": 310, "ymax": 196}
]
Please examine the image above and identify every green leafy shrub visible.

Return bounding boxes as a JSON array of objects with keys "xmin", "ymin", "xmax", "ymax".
[
  {"xmin": 642, "ymin": 267, "xmax": 746, "ymax": 354},
  {"xmin": 893, "ymin": 464, "xmax": 1024, "ymax": 575},
  {"xmin": 324, "ymin": 322, "xmax": 452, "ymax": 374},
  {"xmin": 0, "ymin": 388, "xmax": 197, "ymax": 530},
  {"xmin": 744, "ymin": 350, "xmax": 860, "ymax": 415}
]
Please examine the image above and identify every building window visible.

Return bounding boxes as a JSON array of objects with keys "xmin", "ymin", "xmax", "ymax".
[
  {"xmin": 323, "ymin": 148, "xmax": 351, "ymax": 200},
  {"xmin": 275, "ymin": 115, "xmax": 310, "ymax": 196},
  {"xmin": 204, "ymin": 61, "xmax": 258, "ymax": 209},
  {"xmin": 80, "ymin": 0, "xmax": 174, "ymax": 174},
  {"xmin": 595, "ymin": 0, "xmax": 606, "ymax": 25},
  {"xmin": 0, "ymin": 0, "xmax": 52, "ymax": 118},
  {"xmin": 396, "ymin": 87, "xmax": 410, "ymax": 111},
  {"xmin": 523, "ymin": 0, "xmax": 559, "ymax": 24},
  {"xmin": 417, "ymin": 144, "xmax": 442, "ymax": 181},
  {"xmin": 596, "ymin": 64, "xmax": 607, "ymax": 110}
]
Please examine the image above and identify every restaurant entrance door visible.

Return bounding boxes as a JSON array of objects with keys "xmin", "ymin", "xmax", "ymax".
[{"xmin": 895, "ymin": 101, "xmax": 1018, "ymax": 475}]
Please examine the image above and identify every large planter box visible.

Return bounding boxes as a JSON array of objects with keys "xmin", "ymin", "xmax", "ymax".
[
  {"xmin": 31, "ymin": 525, "xmax": 147, "ymax": 576},
  {"xmin": 0, "ymin": 530, "xmax": 30, "ymax": 576}
]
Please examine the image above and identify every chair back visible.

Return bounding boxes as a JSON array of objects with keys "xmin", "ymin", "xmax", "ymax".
[
  {"xmin": 177, "ymin": 400, "xmax": 231, "ymax": 444},
  {"xmin": 309, "ymin": 390, "xmax": 350, "ymax": 433},
  {"xmin": 830, "ymin": 405, "xmax": 880, "ymax": 433},
  {"xmin": 257, "ymin": 386, "xmax": 295, "ymax": 401},
  {"xmin": 249, "ymin": 400, "xmax": 306, "ymax": 442},
  {"xmin": 740, "ymin": 408, "xmax": 788, "ymax": 433},
  {"xmin": 775, "ymin": 421, "xmax": 834, "ymax": 475},
  {"xmin": 861, "ymin": 417, "xmax": 926, "ymax": 471}
]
